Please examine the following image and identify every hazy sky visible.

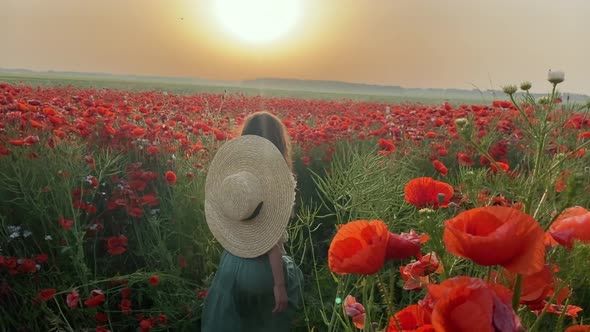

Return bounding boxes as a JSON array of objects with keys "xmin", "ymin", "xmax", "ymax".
[{"xmin": 2, "ymin": 0, "xmax": 589, "ymax": 94}]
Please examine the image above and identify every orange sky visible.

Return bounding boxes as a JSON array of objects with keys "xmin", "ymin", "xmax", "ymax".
[{"xmin": 2, "ymin": 0, "xmax": 589, "ymax": 94}]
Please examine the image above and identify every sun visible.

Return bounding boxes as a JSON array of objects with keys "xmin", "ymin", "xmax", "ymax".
[{"xmin": 212, "ymin": 0, "xmax": 301, "ymax": 44}]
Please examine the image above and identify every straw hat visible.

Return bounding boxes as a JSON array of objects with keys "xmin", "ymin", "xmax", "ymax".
[{"xmin": 204, "ymin": 135, "xmax": 296, "ymax": 258}]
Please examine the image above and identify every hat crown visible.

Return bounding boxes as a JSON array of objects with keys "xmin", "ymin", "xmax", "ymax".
[{"xmin": 220, "ymin": 171, "xmax": 263, "ymax": 222}]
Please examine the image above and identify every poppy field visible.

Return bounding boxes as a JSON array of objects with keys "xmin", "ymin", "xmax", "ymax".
[{"xmin": 1, "ymin": 77, "xmax": 590, "ymax": 331}]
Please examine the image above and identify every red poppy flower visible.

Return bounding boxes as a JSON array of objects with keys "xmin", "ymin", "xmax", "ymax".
[
  {"xmin": 131, "ymin": 127, "xmax": 146, "ymax": 138},
  {"xmin": 38, "ymin": 288, "xmax": 57, "ymax": 302},
  {"xmin": 432, "ymin": 160, "xmax": 448, "ymax": 176},
  {"xmin": 328, "ymin": 220, "xmax": 390, "ymax": 275},
  {"xmin": 299, "ymin": 155, "xmax": 310, "ymax": 166},
  {"xmin": 399, "ymin": 253, "xmax": 443, "ymax": 290},
  {"xmin": 565, "ymin": 325, "xmax": 590, "ymax": 332},
  {"xmin": 8, "ymin": 139, "xmax": 25, "ymax": 146},
  {"xmin": 389, "ymin": 304, "xmax": 433, "ymax": 332},
  {"xmin": 30, "ymin": 119, "xmax": 44, "ymax": 129},
  {"xmin": 343, "ymin": 295, "xmax": 365, "ymax": 329},
  {"xmin": 35, "ymin": 253, "xmax": 49, "ymax": 264},
  {"xmin": 140, "ymin": 194, "xmax": 160, "ymax": 207},
  {"xmin": 443, "ymin": 206, "xmax": 545, "ymax": 275},
  {"xmin": 378, "ymin": 139, "xmax": 396, "ymax": 154},
  {"xmin": 404, "ymin": 177, "xmax": 454, "ymax": 209},
  {"xmin": 555, "ymin": 170, "xmax": 571, "ymax": 193},
  {"xmin": 84, "ymin": 289, "xmax": 106, "ymax": 307},
  {"xmin": 23, "ymin": 135, "xmax": 40, "ymax": 146},
  {"xmin": 59, "ymin": 216, "xmax": 74, "ymax": 230},
  {"xmin": 456, "ymin": 153, "xmax": 474, "ymax": 167},
  {"xmin": 66, "ymin": 289, "xmax": 79, "ymax": 310},
  {"xmin": 329, "ymin": 220, "xmax": 428, "ymax": 275},
  {"xmin": 428, "ymin": 277, "xmax": 522, "ymax": 332},
  {"xmin": 106, "ymin": 236, "xmax": 128, "ymax": 256},
  {"xmin": 149, "ymin": 275, "xmax": 160, "ymax": 287},
  {"xmin": 385, "ymin": 230, "xmax": 429, "ymax": 261},
  {"xmin": 17, "ymin": 259, "xmax": 37, "ymax": 274},
  {"xmin": 490, "ymin": 161, "xmax": 510, "ymax": 174},
  {"xmin": 119, "ymin": 298, "xmax": 132, "ymax": 315},
  {"xmin": 546, "ymin": 304, "xmax": 583, "ymax": 318},
  {"xmin": 96, "ymin": 327, "xmax": 111, "ymax": 332},
  {"xmin": 548, "ymin": 207, "xmax": 590, "ymax": 249},
  {"xmin": 165, "ymin": 171, "xmax": 177, "ymax": 185}
]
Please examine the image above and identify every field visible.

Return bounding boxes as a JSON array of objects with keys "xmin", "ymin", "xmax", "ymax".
[
  {"xmin": 0, "ymin": 73, "xmax": 501, "ymax": 106},
  {"xmin": 1, "ymin": 76, "xmax": 590, "ymax": 332}
]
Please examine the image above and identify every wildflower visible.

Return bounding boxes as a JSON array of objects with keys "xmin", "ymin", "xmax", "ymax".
[
  {"xmin": 139, "ymin": 318, "xmax": 155, "ymax": 332},
  {"xmin": 301, "ymin": 156, "xmax": 311, "ymax": 166},
  {"xmin": 520, "ymin": 81, "xmax": 532, "ymax": 91},
  {"xmin": 454, "ymin": 118, "xmax": 468, "ymax": 128},
  {"xmin": 148, "ymin": 275, "xmax": 160, "ymax": 287},
  {"xmin": 548, "ymin": 70, "xmax": 565, "ymax": 84},
  {"xmin": 490, "ymin": 161, "xmax": 510, "ymax": 174},
  {"xmin": 328, "ymin": 220, "xmax": 428, "ymax": 275},
  {"xmin": 84, "ymin": 289, "xmax": 106, "ymax": 307},
  {"xmin": 502, "ymin": 85, "xmax": 518, "ymax": 95},
  {"xmin": 432, "ymin": 160, "xmax": 448, "ymax": 176},
  {"xmin": 378, "ymin": 138, "xmax": 396, "ymax": 155},
  {"xmin": 404, "ymin": 177, "xmax": 454, "ymax": 209},
  {"xmin": 38, "ymin": 288, "xmax": 57, "ymax": 302},
  {"xmin": 23, "ymin": 230, "xmax": 32, "ymax": 238},
  {"xmin": 389, "ymin": 304, "xmax": 433, "ymax": 331},
  {"xmin": 8, "ymin": 225, "xmax": 21, "ymax": 239},
  {"xmin": 119, "ymin": 299, "xmax": 132, "ymax": 315},
  {"xmin": 106, "ymin": 236, "xmax": 128, "ymax": 256},
  {"xmin": 565, "ymin": 325, "xmax": 590, "ymax": 332},
  {"xmin": 17, "ymin": 259, "xmax": 37, "ymax": 274},
  {"xmin": 343, "ymin": 295, "xmax": 365, "ymax": 329},
  {"xmin": 66, "ymin": 289, "xmax": 80, "ymax": 310},
  {"xmin": 427, "ymin": 277, "xmax": 523, "ymax": 332},
  {"xmin": 399, "ymin": 252, "xmax": 443, "ymax": 290},
  {"xmin": 165, "ymin": 171, "xmax": 177, "ymax": 185},
  {"xmin": 59, "ymin": 216, "xmax": 74, "ymax": 230},
  {"xmin": 443, "ymin": 206, "xmax": 545, "ymax": 275},
  {"xmin": 385, "ymin": 230, "xmax": 429, "ymax": 261},
  {"xmin": 328, "ymin": 220, "xmax": 390, "ymax": 275},
  {"xmin": 456, "ymin": 152, "xmax": 474, "ymax": 167},
  {"xmin": 44, "ymin": 235, "xmax": 53, "ymax": 241},
  {"xmin": 548, "ymin": 207, "xmax": 590, "ymax": 249}
]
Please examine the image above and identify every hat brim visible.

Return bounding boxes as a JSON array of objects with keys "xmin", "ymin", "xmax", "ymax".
[{"xmin": 205, "ymin": 135, "xmax": 296, "ymax": 258}]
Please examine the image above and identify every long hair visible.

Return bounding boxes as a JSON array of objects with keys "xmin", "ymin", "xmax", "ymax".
[{"xmin": 240, "ymin": 111, "xmax": 293, "ymax": 170}]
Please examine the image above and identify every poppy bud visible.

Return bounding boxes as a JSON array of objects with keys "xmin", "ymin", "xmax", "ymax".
[
  {"xmin": 548, "ymin": 70, "xmax": 565, "ymax": 84},
  {"xmin": 520, "ymin": 81, "xmax": 532, "ymax": 91},
  {"xmin": 502, "ymin": 85, "xmax": 518, "ymax": 96},
  {"xmin": 454, "ymin": 118, "xmax": 468, "ymax": 129}
]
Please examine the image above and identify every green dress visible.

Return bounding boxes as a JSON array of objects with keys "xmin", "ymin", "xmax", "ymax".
[{"xmin": 201, "ymin": 249, "xmax": 303, "ymax": 332}]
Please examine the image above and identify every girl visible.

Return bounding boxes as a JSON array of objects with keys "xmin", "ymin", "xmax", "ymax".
[{"xmin": 201, "ymin": 111, "xmax": 303, "ymax": 332}]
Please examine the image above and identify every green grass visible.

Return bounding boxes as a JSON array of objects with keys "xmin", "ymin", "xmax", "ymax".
[{"xmin": 0, "ymin": 73, "xmax": 495, "ymax": 105}]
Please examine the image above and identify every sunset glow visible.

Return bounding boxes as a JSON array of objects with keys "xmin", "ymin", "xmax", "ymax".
[
  {"xmin": 212, "ymin": 0, "xmax": 302, "ymax": 44},
  {"xmin": 1, "ymin": 0, "xmax": 589, "ymax": 94}
]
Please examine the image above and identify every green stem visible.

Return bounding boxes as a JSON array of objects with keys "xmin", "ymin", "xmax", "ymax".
[
  {"xmin": 511, "ymin": 274, "xmax": 522, "ymax": 310},
  {"xmin": 509, "ymin": 93, "xmax": 535, "ymax": 133}
]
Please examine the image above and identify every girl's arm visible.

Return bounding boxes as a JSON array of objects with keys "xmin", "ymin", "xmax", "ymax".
[{"xmin": 268, "ymin": 242, "xmax": 288, "ymax": 313}]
